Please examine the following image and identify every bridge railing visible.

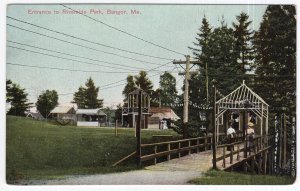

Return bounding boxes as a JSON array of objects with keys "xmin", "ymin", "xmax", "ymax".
[
  {"xmin": 215, "ymin": 133, "xmax": 275, "ymax": 168},
  {"xmin": 140, "ymin": 136, "xmax": 212, "ymax": 164}
]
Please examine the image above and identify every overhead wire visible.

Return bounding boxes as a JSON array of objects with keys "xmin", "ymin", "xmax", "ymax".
[
  {"xmin": 7, "ymin": 24, "xmax": 173, "ymax": 67},
  {"xmin": 7, "ymin": 40, "xmax": 163, "ymax": 72},
  {"xmin": 61, "ymin": 4, "xmax": 185, "ymax": 56},
  {"xmin": 7, "ymin": 16, "xmax": 173, "ymax": 61},
  {"xmin": 7, "ymin": 45, "xmax": 145, "ymax": 72}
]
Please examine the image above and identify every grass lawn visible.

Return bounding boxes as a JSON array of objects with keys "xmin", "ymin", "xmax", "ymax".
[
  {"xmin": 189, "ymin": 169, "xmax": 296, "ymax": 185},
  {"xmin": 6, "ymin": 116, "xmax": 180, "ymax": 183}
]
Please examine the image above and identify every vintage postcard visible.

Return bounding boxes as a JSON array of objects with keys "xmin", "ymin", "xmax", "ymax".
[{"xmin": 2, "ymin": 0, "xmax": 297, "ymax": 189}]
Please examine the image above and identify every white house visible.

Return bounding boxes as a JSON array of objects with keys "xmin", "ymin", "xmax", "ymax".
[
  {"xmin": 49, "ymin": 106, "xmax": 77, "ymax": 122},
  {"xmin": 76, "ymin": 108, "xmax": 107, "ymax": 127}
]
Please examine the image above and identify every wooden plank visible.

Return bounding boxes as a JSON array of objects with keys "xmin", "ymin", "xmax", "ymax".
[
  {"xmin": 141, "ymin": 136, "xmax": 212, "ymax": 147},
  {"xmin": 141, "ymin": 144, "xmax": 209, "ymax": 162},
  {"xmin": 216, "ymin": 148, "xmax": 246, "ymax": 162},
  {"xmin": 112, "ymin": 151, "xmax": 136, "ymax": 166},
  {"xmin": 222, "ymin": 146, "xmax": 271, "ymax": 171}
]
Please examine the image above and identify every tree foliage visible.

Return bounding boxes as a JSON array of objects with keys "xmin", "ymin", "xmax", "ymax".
[
  {"xmin": 156, "ymin": 72, "xmax": 178, "ymax": 107},
  {"xmin": 36, "ymin": 90, "xmax": 58, "ymax": 118},
  {"xmin": 134, "ymin": 71, "xmax": 154, "ymax": 95},
  {"xmin": 253, "ymin": 5, "xmax": 296, "ymax": 115},
  {"xmin": 233, "ymin": 12, "xmax": 255, "ymax": 73},
  {"xmin": 73, "ymin": 77, "xmax": 103, "ymax": 109},
  {"xmin": 6, "ymin": 80, "xmax": 31, "ymax": 116},
  {"xmin": 122, "ymin": 71, "xmax": 154, "ymax": 103}
]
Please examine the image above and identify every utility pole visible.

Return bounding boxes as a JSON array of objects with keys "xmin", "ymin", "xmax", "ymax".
[
  {"xmin": 173, "ymin": 55, "xmax": 201, "ymax": 138},
  {"xmin": 212, "ymin": 80, "xmax": 217, "ymax": 169}
]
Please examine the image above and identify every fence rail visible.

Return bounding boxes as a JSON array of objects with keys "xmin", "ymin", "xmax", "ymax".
[
  {"xmin": 215, "ymin": 134, "xmax": 275, "ymax": 168},
  {"xmin": 140, "ymin": 136, "xmax": 212, "ymax": 164}
]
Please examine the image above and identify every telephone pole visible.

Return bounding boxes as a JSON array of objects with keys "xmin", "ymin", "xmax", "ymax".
[{"xmin": 173, "ymin": 55, "xmax": 201, "ymax": 138}]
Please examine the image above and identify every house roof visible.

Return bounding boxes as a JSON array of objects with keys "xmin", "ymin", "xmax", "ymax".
[
  {"xmin": 76, "ymin": 108, "xmax": 106, "ymax": 116},
  {"xmin": 150, "ymin": 107, "xmax": 180, "ymax": 120},
  {"xmin": 50, "ymin": 106, "xmax": 76, "ymax": 114},
  {"xmin": 26, "ymin": 111, "xmax": 44, "ymax": 119}
]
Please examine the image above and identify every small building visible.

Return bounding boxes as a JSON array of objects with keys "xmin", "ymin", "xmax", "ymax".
[
  {"xmin": 148, "ymin": 107, "xmax": 180, "ymax": 129},
  {"xmin": 76, "ymin": 108, "xmax": 107, "ymax": 127},
  {"xmin": 49, "ymin": 106, "xmax": 76, "ymax": 122},
  {"xmin": 26, "ymin": 111, "xmax": 44, "ymax": 120}
]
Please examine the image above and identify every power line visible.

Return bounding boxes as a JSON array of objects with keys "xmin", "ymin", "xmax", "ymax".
[
  {"xmin": 7, "ymin": 24, "xmax": 172, "ymax": 67},
  {"xmin": 7, "ymin": 45, "xmax": 143, "ymax": 72},
  {"xmin": 7, "ymin": 16, "xmax": 173, "ymax": 61},
  {"xmin": 7, "ymin": 62, "xmax": 136, "ymax": 73},
  {"xmin": 100, "ymin": 61, "xmax": 173, "ymax": 88},
  {"xmin": 61, "ymin": 4, "xmax": 185, "ymax": 56},
  {"xmin": 7, "ymin": 40, "xmax": 162, "ymax": 72}
]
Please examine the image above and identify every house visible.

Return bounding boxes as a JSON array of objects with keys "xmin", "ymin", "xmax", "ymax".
[
  {"xmin": 26, "ymin": 111, "xmax": 44, "ymax": 120},
  {"xmin": 76, "ymin": 108, "xmax": 107, "ymax": 127},
  {"xmin": 49, "ymin": 106, "xmax": 76, "ymax": 122},
  {"xmin": 148, "ymin": 107, "xmax": 180, "ymax": 129}
]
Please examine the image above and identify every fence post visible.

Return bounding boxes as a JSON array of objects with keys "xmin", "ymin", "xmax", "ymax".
[
  {"xmin": 197, "ymin": 139, "xmax": 199, "ymax": 153},
  {"xmin": 244, "ymin": 137, "xmax": 248, "ymax": 158},
  {"xmin": 188, "ymin": 140, "xmax": 191, "ymax": 155},
  {"xmin": 167, "ymin": 143, "xmax": 171, "ymax": 161},
  {"xmin": 154, "ymin": 145, "xmax": 157, "ymax": 165},
  {"xmin": 178, "ymin": 142, "xmax": 181, "ymax": 158},
  {"xmin": 222, "ymin": 146, "xmax": 226, "ymax": 168},
  {"xmin": 204, "ymin": 137, "xmax": 208, "ymax": 151},
  {"xmin": 237, "ymin": 144, "xmax": 240, "ymax": 161},
  {"xmin": 230, "ymin": 145, "xmax": 233, "ymax": 164},
  {"xmin": 115, "ymin": 120, "xmax": 118, "ymax": 137}
]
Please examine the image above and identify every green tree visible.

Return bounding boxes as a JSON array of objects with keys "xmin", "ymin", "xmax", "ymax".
[
  {"xmin": 159, "ymin": 72, "xmax": 178, "ymax": 107},
  {"xmin": 253, "ymin": 5, "xmax": 296, "ymax": 115},
  {"xmin": 73, "ymin": 86, "xmax": 86, "ymax": 109},
  {"xmin": 36, "ymin": 90, "xmax": 58, "ymax": 118},
  {"xmin": 189, "ymin": 16, "xmax": 212, "ymax": 103},
  {"xmin": 6, "ymin": 82, "xmax": 31, "ymax": 116},
  {"xmin": 134, "ymin": 71, "xmax": 154, "ymax": 95},
  {"xmin": 233, "ymin": 12, "xmax": 255, "ymax": 73},
  {"xmin": 122, "ymin": 75, "xmax": 136, "ymax": 100},
  {"xmin": 207, "ymin": 19, "xmax": 241, "ymax": 94},
  {"xmin": 6, "ymin": 79, "xmax": 12, "ymax": 102},
  {"xmin": 73, "ymin": 77, "xmax": 103, "ymax": 109}
]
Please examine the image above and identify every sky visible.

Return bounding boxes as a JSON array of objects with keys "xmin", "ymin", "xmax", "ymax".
[{"xmin": 6, "ymin": 4, "xmax": 268, "ymax": 109}]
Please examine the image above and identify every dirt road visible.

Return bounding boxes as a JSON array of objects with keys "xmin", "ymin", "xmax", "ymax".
[{"xmin": 24, "ymin": 151, "xmax": 213, "ymax": 185}]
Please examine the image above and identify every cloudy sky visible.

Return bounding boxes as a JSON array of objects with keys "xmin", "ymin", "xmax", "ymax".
[{"xmin": 6, "ymin": 4, "xmax": 267, "ymax": 108}]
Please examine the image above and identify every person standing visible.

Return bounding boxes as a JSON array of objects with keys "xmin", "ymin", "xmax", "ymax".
[
  {"xmin": 227, "ymin": 122, "xmax": 236, "ymax": 151},
  {"xmin": 246, "ymin": 122, "xmax": 255, "ymax": 153}
]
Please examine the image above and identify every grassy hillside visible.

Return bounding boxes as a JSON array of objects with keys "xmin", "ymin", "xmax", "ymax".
[
  {"xmin": 6, "ymin": 116, "xmax": 179, "ymax": 183},
  {"xmin": 189, "ymin": 169, "xmax": 295, "ymax": 185}
]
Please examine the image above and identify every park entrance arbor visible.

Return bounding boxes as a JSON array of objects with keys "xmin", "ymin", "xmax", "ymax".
[{"xmin": 215, "ymin": 81, "xmax": 269, "ymax": 140}]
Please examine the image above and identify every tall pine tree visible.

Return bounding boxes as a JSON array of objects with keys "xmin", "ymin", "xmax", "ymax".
[
  {"xmin": 233, "ymin": 12, "xmax": 255, "ymax": 73},
  {"xmin": 6, "ymin": 82, "xmax": 31, "ymax": 116},
  {"xmin": 253, "ymin": 5, "xmax": 296, "ymax": 115},
  {"xmin": 73, "ymin": 77, "xmax": 103, "ymax": 109}
]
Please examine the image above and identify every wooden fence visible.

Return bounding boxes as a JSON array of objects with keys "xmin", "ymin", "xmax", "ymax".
[{"xmin": 140, "ymin": 136, "xmax": 212, "ymax": 164}]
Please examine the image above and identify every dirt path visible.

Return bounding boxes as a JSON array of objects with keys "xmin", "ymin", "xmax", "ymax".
[{"xmin": 23, "ymin": 151, "xmax": 214, "ymax": 185}]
